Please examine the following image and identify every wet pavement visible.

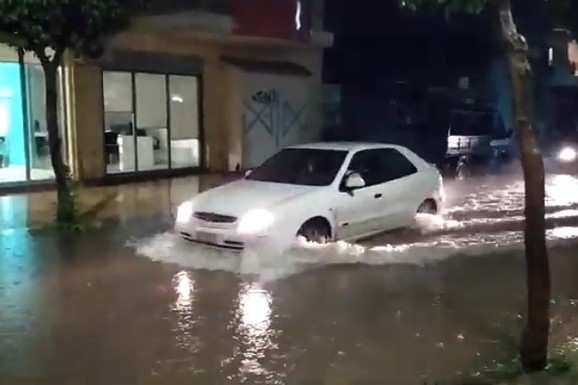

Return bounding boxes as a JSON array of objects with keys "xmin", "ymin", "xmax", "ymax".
[
  {"xmin": 2, "ymin": 172, "xmax": 578, "ymax": 384},
  {"xmin": 0, "ymin": 173, "xmax": 233, "ymax": 231}
]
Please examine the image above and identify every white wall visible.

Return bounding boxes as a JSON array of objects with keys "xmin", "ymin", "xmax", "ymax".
[{"xmin": 240, "ymin": 71, "xmax": 317, "ymax": 168}]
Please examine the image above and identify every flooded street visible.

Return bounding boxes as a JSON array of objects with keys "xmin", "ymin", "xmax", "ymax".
[{"xmin": 2, "ymin": 173, "xmax": 578, "ymax": 384}]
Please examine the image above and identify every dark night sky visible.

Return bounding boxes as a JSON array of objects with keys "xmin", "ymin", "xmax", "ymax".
[{"xmin": 322, "ymin": 0, "xmax": 548, "ymax": 95}]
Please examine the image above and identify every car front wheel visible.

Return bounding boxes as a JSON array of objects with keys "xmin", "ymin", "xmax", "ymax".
[
  {"xmin": 417, "ymin": 199, "xmax": 438, "ymax": 215},
  {"xmin": 296, "ymin": 218, "xmax": 331, "ymax": 244}
]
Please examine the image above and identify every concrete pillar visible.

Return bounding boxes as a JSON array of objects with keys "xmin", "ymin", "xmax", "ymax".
[
  {"xmin": 222, "ymin": 66, "xmax": 243, "ymax": 171},
  {"xmin": 203, "ymin": 56, "xmax": 229, "ymax": 172},
  {"xmin": 66, "ymin": 61, "xmax": 105, "ymax": 181}
]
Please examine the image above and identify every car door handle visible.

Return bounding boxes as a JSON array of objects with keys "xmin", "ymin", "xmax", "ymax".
[{"xmin": 374, "ymin": 193, "xmax": 382, "ymax": 199}]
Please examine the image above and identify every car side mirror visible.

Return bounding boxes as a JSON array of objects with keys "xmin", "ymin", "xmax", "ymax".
[
  {"xmin": 345, "ymin": 172, "xmax": 365, "ymax": 190},
  {"xmin": 244, "ymin": 169, "xmax": 253, "ymax": 177}
]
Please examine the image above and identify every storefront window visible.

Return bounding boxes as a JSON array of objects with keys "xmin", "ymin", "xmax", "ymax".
[
  {"xmin": 169, "ymin": 75, "xmax": 200, "ymax": 168},
  {"xmin": 0, "ymin": 61, "xmax": 26, "ymax": 183},
  {"xmin": 103, "ymin": 71, "xmax": 135, "ymax": 173},
  {"xmin": 102, "ymin": 70, "xmax": 201, "ymax": 174},
  {"xmin": 135, "ymin": 73, "xmax": 168, "ymax": 171},
  {"xmin": 0, "ymin": 44, "xmax": 66, "ymax": 185},
  {"xmin": 27, "ymin": 64, "xmax": 66, "ymax": 180}
]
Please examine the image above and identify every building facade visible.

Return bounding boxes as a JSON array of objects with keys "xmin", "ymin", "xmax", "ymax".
[{"xmin": 0, "ymin": 0, "xmax": 332, "ymax": 190}]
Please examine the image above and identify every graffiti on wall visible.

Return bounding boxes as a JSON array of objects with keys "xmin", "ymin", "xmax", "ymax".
[
  {"xmin": 243, "ymin": 88, "xmax": 307, "ymax": 146},
  {"xmin": 251, "ymin": 89, "xmax": 278, "ymax": 104}
]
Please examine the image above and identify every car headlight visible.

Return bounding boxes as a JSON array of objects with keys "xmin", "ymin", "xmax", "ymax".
[
  {"xmin": 558, "ymin": 147, "xmax": 577, "ymax": 163},
  {"xmin": 237, "ymin": 209, "xmax": 274, "ymax": 234},
  {"xmin": 176, "ymin": 201, "xmax": 193, "ymax": 223}
]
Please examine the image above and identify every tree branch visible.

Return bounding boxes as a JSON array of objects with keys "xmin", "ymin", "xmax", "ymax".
[
  {"xmin": 34, "ymin": 47, "xmax": 50, "ymax": 66},
  {"xmin": 34, "ymin": 46, "xmax": 65, "ymax": 70},
  {"xmin": 497, "ymin": 0, "xmax": 527, "ymax": 54}
]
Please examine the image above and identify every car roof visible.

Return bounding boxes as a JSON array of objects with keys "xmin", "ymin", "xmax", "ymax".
[{"xmin": 287, "ymin": 142, "xmax": 408, "ymax": 152}]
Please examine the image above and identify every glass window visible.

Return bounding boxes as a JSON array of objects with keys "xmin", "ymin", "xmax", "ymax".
[
  {"xmin": 346, "ymin": 149, "xmax": 417, "ymax": 187},
  {"xmin": 27, "ymin": 64, "xmax": 66, "ymax": 181},
  {"xmin": 375, "ymin": 149, "xmax": 418, "ymax": 181},
  {"xmin": 102, "ymin": 71, "xmax": 203, "ymax": 174},
  {"xmin": 103, "ymin": 71, "xmax": 132, "ymax": 112},
  {"xmin": 0, "ymin": 44, "xmax": 66, "ymax": 184},
  {"xmin": 246, "ymin": 148, "xmax": 348, "ymax": 186},
  {"xmin": 135, "ymin": 73, "xmax": 168, "ymax": 171},
  {"xmin": 0, "ymin": 61, "xmax": 26, "ymax": 183},
  {"xmin": 103, "ymin": 71, "xmax": 135, "ymax": 173},
  {"xmin": 169, "ymin": 75, "xmax": 200, "ymax": 168}
]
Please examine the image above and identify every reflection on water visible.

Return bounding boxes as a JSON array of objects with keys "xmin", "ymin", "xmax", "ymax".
[
  {"xmin": 174, "ymin": 271, "xmax": 194, "ymax": 310},
  {"xmin": 549, "ymin": 174, "xmax": 578, "ymax": 207},
  {"xmin": 239, "ymin": 284, "xmax": 271, "ymax": 331},
  {"xmin": 0, "ymin": 227, "xmax": 50, "ymax": 377},
  {"xmin": 171, "ymin": 271, "xmax": 197, "ymax": 352},
  {"xmin": 236, "ymin": 283, "xmax": 275, "ymax": 379},
  {"xmin": 2, "ymin": 230, "xmax": 578, "ymax": 384},
  {"xmin": 549, "ymin": 226, "xmax": 578, "ymax": 239}
]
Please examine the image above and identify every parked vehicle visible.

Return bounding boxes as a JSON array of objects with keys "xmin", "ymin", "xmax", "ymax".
[
  {"xmin": 175, "ymin": 142, "xmax": 444, "ymax": 251},
  {"xmin": 445, "ymin": 107, "xmax": 513, "ymax": 178}
]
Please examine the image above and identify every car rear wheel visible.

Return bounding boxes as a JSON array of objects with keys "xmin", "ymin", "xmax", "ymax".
[
  {"xmin": 296, "ymin": 218, "xmax": 331, "ymax": 244},
  {"xmin": 417, "ymin": 199, "xmax": 438, "ymax": 215}
]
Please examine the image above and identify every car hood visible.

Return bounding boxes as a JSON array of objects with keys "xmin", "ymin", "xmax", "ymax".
[{"xmin": 191, "ymin": 179, "xmax": 317, "ymax": 218}]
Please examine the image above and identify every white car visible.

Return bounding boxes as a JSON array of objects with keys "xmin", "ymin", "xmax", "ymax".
[{"xmin": 175, "ymin": 142, "xmax": 444, "ymax": 251}]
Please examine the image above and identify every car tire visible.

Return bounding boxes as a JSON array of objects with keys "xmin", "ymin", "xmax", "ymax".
[
  {"xmin": 417, "ymin": 199, "xmax": 437, "ymax": 215},
  {"xmin": 296, "ymin": 218, "xmax": 331, "ymax": 244}
]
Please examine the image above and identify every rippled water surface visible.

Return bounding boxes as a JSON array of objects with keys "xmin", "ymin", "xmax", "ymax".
[{"xmin": 1, "ymin": 173, "xmax": 578, "ymax": 384}]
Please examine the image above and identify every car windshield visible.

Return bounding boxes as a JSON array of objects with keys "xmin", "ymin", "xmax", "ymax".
[
  {"xmin": 449, "ymin": 110, "xmax": 493, "ymax": 136},
  {"xmin": 246, "ymin": 148, "xmax": 348, "ymax": 186}
]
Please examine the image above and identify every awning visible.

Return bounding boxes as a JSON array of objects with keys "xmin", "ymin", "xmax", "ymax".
[{"xmin": 221, "ymin": 55, "xmax": 312, "ymax": 76}]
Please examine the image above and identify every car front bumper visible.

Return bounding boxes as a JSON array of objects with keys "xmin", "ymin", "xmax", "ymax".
[{"xmin": 174, "ymin": 221, "xmax": 291, "ymax": 252}]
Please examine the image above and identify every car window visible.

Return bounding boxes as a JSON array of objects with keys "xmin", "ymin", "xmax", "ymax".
[
  {"xmin": 344, "ymin": 148, "xmax": 418, "ymax": 188},
  {"xmin": 246, "ymin": 148, "xmax": 348, "ymax": 186}
]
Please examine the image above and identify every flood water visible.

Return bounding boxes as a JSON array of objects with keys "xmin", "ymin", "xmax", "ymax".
[{"xmin": 1, "ymin": 173, "xmax": 578, "ymax": 384}]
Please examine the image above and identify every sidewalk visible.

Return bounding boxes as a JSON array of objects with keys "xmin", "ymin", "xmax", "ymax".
[{"xmin": 0, "ymin": 174, "xmax": 238, "ymax": 231}]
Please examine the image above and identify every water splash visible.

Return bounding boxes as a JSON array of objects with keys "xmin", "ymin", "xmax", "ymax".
[
  {"xmin": 129, "ymin": 174, "xmax": 578, "ymax": 281},
  {"xmin": 128, "ymin": 225, "xmax": 578, "ymax": 282}
]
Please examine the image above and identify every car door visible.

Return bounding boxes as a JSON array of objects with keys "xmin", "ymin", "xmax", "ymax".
[
  {"xmin": 372, "ymin": 148, "xmax": 422, "ymax": 230},
  {"xmin": 333, "ymin": 150, "xmax": 389, "ymax": 240}
]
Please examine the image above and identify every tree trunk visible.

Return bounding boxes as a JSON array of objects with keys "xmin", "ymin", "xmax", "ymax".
[
  {"xmin": 497, "ymin": 0, "xmax": 551, "ymax": 373},
  {"xmin": 42, "ymin": 60, "xmax": 74, "ymax": 223}
]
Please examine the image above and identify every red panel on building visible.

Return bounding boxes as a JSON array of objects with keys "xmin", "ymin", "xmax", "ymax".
[{"xmin": 232, "ymin": 0, "xmax": 301, "ymax": 40}]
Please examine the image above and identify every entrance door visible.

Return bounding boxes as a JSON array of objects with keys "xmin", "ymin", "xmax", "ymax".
[{"xmin": 333, "ymin": 150, "xmax": 389, "ymax": 240}]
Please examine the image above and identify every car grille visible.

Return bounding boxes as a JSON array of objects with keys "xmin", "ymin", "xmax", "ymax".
[{"xmin": 193, "ymin": 211, "xmax": 237, "ymax": 223}]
